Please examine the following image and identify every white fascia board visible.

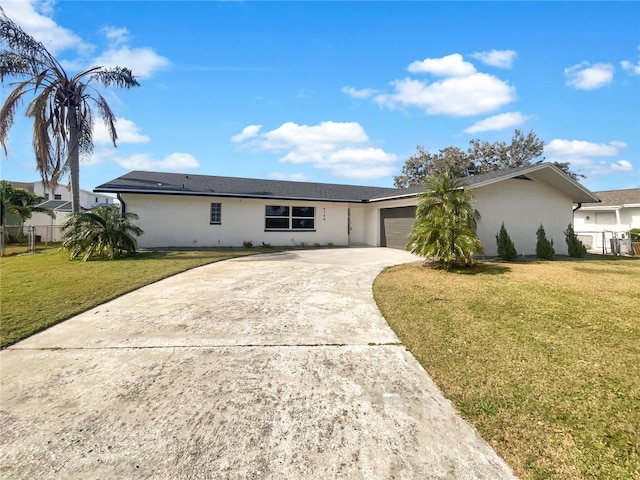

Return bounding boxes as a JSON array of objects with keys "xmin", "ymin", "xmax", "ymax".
[{"xmin": 368, "ymin": 192, "xmax": 420, "ymax": 203}]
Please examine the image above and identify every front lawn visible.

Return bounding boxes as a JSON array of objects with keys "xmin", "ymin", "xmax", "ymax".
[
  {"xmin": 0, "ymin": 246, "xmax": 269, "ymax": 348},
  {"xmin": 374, "ymin": 257, "xmax": 639, "ymax": 480}
]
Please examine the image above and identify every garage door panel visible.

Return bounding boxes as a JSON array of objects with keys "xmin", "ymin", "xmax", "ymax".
[{"xmin": 380, "ymin": 206, "xmax": 416, "ymax": 249}]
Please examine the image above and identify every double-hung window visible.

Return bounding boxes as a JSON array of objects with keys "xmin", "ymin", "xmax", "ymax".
[
  {"xmin": 265, "ymin": 205, "xmax": 315, "ymax": 230},
  {"xmin": 210, "ymin": 202, "xmax": 222, "ymax": 224}
]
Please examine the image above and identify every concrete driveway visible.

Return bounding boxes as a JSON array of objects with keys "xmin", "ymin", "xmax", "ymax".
[{"xmin": 1, "ymin": 248, "xmax": 516, "ymax": 479}]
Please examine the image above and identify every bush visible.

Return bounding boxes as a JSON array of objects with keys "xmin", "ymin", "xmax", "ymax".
[
  {"xmin": 565, "ymin": 223, "xmax": 587, "ymax": 258},
  {"xmin": 61, "ymin": 206, "xmax": 143, "ymax": 261},
  {"xmin": 260, "ymin": 241, "xmax": 271, "ymax": 249},
  {"xmin": 536, "ymin": 224, "xmax": 555, "ymax": 260},
  {"xmin": 495, "ymin": 222, "xmax": 518, "ymax": 261},
  {"xmin": 630, "ymin": 228, "xmax": 640, "ymax": 242},
  {"xmin": 242, "ymin": 240, "xmax": 253, "ymax": 248}
]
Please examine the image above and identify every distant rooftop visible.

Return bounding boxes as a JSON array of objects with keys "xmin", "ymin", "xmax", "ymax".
[{"xmin": 582, "ymin": 188, "xmax": 640, "ymax": 207}]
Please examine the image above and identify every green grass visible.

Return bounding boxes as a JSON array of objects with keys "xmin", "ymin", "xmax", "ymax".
[
  {"xmin": 0, "ymin": 245, "xmax": 271, "ymax": 348},
  {"xmin": 374, "ymin": 256, "xmax": 640, "ymax": 480}
]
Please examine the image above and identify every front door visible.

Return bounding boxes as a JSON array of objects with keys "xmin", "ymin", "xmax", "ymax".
[{"xmin": 348, "ymin": 207, "xmax": 365, "ymax": 245}]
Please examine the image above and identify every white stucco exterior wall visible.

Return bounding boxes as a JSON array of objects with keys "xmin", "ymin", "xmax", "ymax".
[
  {"xmin": 473, "ymin": 178, "xmax": 572, "ymax": 256},
  {"xmin": 121, "ymin": 194, "xmax": 354, "ymax": 248}
]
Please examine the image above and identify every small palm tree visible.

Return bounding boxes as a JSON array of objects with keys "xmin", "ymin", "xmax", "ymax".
[
  {"xmin": 61, "ymin": 205, "xmax": 143, "ymax": 261},
  {"xmin": 0, "ymin": 9, "xmax": 140, "ymax": 213},
  {"xmin": 407, "ymin": 172, "xmax": 483, "ymax": 268},
  {"xmin": 0, "ymin": 179, "xmax": 53, "ymax": 225}
]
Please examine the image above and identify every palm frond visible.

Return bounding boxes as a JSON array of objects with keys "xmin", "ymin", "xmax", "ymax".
[
  {"xmin": 61, "ymin": 206, "xmax": 143, "ymax": 261},
  {"xmin": 90, "ymin": 67, "xmax": 140, "ymax": 88},
  {"xmin": 94, "ymin": 93, "xmax": 117, "ymax": 146}
]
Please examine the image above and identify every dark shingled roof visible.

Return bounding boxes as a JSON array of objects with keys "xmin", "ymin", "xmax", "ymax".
[
  {"xmin": 95, "ymin": 163, "xmax": 599, "ymax": 203},
  {"xmin": 95, "ymin": 171, "xmax": 424, "ymax": 202},
  {"xmin": 582, "ymin": 188, "xmax": 640, "ymax": 207}
]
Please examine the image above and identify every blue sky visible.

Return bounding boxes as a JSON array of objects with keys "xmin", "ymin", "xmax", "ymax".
[{"xmin": 1, "ymin": 1, "xmax": 639, "ymax": 193}]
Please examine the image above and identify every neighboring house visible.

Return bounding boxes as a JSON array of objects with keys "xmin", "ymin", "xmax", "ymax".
[
  {"xmin": 7, "ymin": 181, "xmax": 117, "ymax": 242},
  {"xmin": 31, "ymin": 181, "xmax": 116, "ymax": 208},
  {"xmin": 573, "ymin": 188, "xmax": 640, "ymax": 254},
  {"xmin": 95, "ymin": 163, "xmax": 598, "ymax": 256}
]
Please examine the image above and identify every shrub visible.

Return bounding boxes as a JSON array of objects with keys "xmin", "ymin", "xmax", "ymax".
[
  {"xmin": 495, "ymin": 222, "xmax": 518, "ymax": 261},
  {"xmin": 313, "ymin": 242, "xmax": 321, "ymax": 248},
  {"xmin": 565, "ymin": 223, "xmax": 587, "ymax": 258},
  {"xmin": 260, "ymin": 241, "xmax": 271, "ymax": 249},
  {"xmin": 536, "ymin": 224, "xmax": 555, "ymax": 260},
  {"xmin": 327, "ymin": 242, "xmax": 334, "ymax": 248},
  {"xmin": 242, "ymin": 240, "xmax": 253, "ymax": 248},
  {"xmin": 298, "ymin": 241, "xmax": 308, "ymax": 248},
  {"xmin": 61, "ymin": 206, "xmax": 143, "ymax": 261},
  {"xmin": 630, "ymin": 228, "xmax": 640, "ymax": 242}
]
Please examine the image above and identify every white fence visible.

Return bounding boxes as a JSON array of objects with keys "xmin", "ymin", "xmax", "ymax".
[{"xmin": 577, "ymin": 230, "xmax": 633, "ymax": 255}]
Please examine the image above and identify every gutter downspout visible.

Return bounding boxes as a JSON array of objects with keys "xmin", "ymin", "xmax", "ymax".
[
  {"xmin": 117, "ymin": 194, "xmax": 126, "ymax": 215},
  {"xmin": 572, "ymin": 202, "xmax": 582, "ymax": 213}
]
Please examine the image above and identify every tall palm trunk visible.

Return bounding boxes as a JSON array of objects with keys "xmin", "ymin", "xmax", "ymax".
[{"xmin": 68, "ymin": 107, "xmax": 80, "ymax": 213}]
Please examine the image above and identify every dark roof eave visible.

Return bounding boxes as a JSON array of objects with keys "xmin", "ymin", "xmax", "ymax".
[{"xmin": 94, "ymin": 187, "xmax": 370, "ymax": 204}]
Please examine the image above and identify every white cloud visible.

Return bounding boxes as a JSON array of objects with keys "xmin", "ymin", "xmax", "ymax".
[
  {"xmin": 2, "ymin": 1, "xmax": 169, "ymax": 79},
  {"xmin": 93, "ymin": 46, "xmax": 170, "ymax": 79},
  {"xmin": 621, "ymin": 46, "xmax": 640, "ymax": 75},
  {"xmin": 100, "ymin": 25, "xmax": 131, "ymax": 45},
  {"xmin": 545, "ymin": 138, "xmax": 633, "ymax": 177},
  {"xmin": 470, "ymin": 50, "xmax": 517, "ymax": 69},
  {"xmin": 267, "ymin": 172, "xmax": 313, "ymax": 182},
  {"xmin": 341, "ymin": 86, "xmax": 378, "ymax": 99},
  {"xmin": 115, "ymin": 152, "xmax": 200, "ymax": 171},
  {"xmin": 233, "ymin": 121, "xmax": 397, "ymax": 180},
  {"xmin": 464, "ymin": 112, "xmax": 529, "ymax": 133},
  {"xmin": 231, "ymin": 125, "xmax": 262, "ymax": 143},
  {"xmin": 611, "ymin": 160, "xmax": 633, "ymax": 172},
  {"xmin": 348, "ymin": 53, "xmax": 516, "ymax": 117},
  {"xmin": 375, "ymin": 74, "xmax": 516, "ymax": 116},
  {"xmin": 93, "ymin": 117, "xmax": 150, "ymax": 145},
  {"xmin": 564, "ymin": 62, "xmax": 614, "ymax": 90},
  {"xmin": 545, "ymin": 139, "xmax": 624, "ymax": 157},
  {"xmin": 620, "ymin": 60, "xmax": 640, "ymax": 75},
  {"xmin": 2, "ymin": 0, "xmax": 92, "ymax": 55},
  {"xmin": 408, "ymin": 53, "xmax": 476, "ymax": 77}
]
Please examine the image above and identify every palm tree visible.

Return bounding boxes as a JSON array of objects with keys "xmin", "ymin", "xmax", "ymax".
[
  {"xmin": 407, "ymin": 172, "xmax": 483, "ymax": 268},
  {"xmin": 61, "ymin": 205, "xmax": 143, "ymax": 261},
  {"xmin": 0, "ymin": 179, "xmax": 52, "ymax": 225},
  {"xmin": 0, "ymin": 9, "xmax": 139, "ymax": 213}
]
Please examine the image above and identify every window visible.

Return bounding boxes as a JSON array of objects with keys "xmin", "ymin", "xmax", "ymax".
[
  {"xmin": 54, "ymin": 194, "xmax": 62, "ymax": 200},
  {"xmin": 44, "ymin": 193, "xmax": 49, "ymax": 200},
  {"xmin": 210, "ymin": 202, "xmax": 222, "ymax": 224},
  {"xmin": 265, "ymin": 205, "xmax": 315, "ymax": 230}
]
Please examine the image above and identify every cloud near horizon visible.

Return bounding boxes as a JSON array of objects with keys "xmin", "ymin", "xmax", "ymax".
[
  {"xmin": 464, "ymin": 112, "xmax": 530, "ymax": 133},
  {"xmin": 232, "ymin": 121, "xmax": 397, "ymax": 180},
  {"xmin": 345, "ymin": 52, "xmax": 516, "ymax": 117},
  {"xmin": 545, "ymin": 138, "xmax": 632, "ymax": 177}
]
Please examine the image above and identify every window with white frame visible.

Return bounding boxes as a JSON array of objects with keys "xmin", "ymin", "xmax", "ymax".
[
  {"xmin": 210, "ymin": 202, "xmax": 222, "ymax": 224},
  {"xmin": 265, "ymin": 205, "xmax": 315, "ymax": 230}
]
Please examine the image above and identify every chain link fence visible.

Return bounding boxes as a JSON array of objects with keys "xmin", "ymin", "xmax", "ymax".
[{"xmin": 0, "ymin": 224, "xmax": 64, "ymax": 256}]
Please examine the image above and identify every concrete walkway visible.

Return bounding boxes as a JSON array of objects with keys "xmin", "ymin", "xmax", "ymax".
[{"xmin": 1, "ymin": 248, "xmax": 516, "ymax": 479}]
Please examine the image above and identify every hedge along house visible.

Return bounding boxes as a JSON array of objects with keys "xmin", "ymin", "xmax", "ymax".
[{"xmin": 95, "ymin": 163, "xmax": 599, "ymax": 256}]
